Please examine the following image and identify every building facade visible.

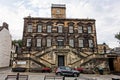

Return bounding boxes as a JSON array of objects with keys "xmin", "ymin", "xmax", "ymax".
[
  {"xmin": 15, "ymin": 4, "xmax": 99, "ymax": 70},
  {"xmin": 98, "ymin": 43, "xmax": 111, "ymax": 54},
  {"xmin": 0, "ymin": 22, "xmax": 12, "ymax": 68}
]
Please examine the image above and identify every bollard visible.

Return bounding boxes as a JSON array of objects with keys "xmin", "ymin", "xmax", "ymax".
[
  {"xmin": 16, "ymin": 73, "xmax": 19, "ymax": 80},
  {"xmin": 112, "ymin": 78, "xmax": 120, "ymax": 80},
  {"xmin": 63, "ymin": 76, "xmax": 65, "ymax": 80},
  {"xmin": 74, "ymin": 78, "xmax": 77, "ymax": 80}
]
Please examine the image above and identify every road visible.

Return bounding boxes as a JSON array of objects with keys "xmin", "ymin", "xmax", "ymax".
[{"xmin": 0, "ymin": 67, "xmax": 120, "ymax": 80}]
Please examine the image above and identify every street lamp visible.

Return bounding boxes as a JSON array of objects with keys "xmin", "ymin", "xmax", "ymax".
[
  {"xmin": 103, "ymin": 42, "xmax": 106, "ymax": 54},
  {"xmin": 28, "ymin": 42, "xmax": 31, "ymax": 72}
]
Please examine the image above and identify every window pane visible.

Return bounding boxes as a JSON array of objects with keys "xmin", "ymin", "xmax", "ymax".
[
  {"xmin": 79, "ymin": 40, "xmax": 83, "ymax": 47},
  {"xmin": 78, "ymin": 26, "xmax": 83, "ymax": 33},
  {"xmin": 69, "ymin": 39, "xmax": 74, "ymax": 47},
  {"xmin": 27, "ymin": 39, "xmax": 31, "ymax": 47},
  {"xmin": 58, "ymin": 25, "xmax": 62, "ymax": 33},
  {"xmin": 47, "ymin": 25, "xmax": 52, "ymax": 32},
  {"xmin": 37, "ymin": 39, "xmax": 41, "ymax": 47},
  {"xmin": 69, "ymin": 26, "xmax": 73, "ymax": 33},
  {"xmin": 89, "ymin": 40, "xmax": 93, "ymax": 47},
  {"xmin": 38, "ymin": 25, "xmax": 42, "ymax": 32},
  {"xmin": 27, "ymin": 24, "xmax": 32, "ymax": 32},
  {"xmin": 88, "ymin": 26, "xmax": 92, "ymax": 33},
  {"xmin": 47, "ymin": 39, "xmax": 51, "ymax": 47}
]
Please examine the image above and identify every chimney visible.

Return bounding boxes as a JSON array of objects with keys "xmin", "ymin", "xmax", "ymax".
[{"xmin": 3, "ymin": 22, "xmax": 9, "ymax": 30}]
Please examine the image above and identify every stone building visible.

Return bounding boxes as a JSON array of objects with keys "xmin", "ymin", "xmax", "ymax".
[
  {"xmin": 98, "ymin": 43, "xmax": 111, "ymax": 54},
  {"xmin": 0, "ymin": 22, "xmax": 12, "ymax": 68},
  {"xmin": 14, "ymin": 4, "xmax": 100, "ymax": 70}
]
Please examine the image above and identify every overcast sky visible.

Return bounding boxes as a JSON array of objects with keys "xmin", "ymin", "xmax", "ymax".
[{"xmin": 0, "ymin": 0, "xmax": 120, "ymax": 48}]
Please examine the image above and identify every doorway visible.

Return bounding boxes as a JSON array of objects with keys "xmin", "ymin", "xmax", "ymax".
[
  {"xmin": 58, "ymin": 55, "xmax": 65, "ymax": 66},
  {"xmin": 108, "ymin": 58, "xmax": 114, "ymax": 71}
]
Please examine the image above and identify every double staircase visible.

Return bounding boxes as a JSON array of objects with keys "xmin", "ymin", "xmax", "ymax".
[{"xmin": 16, "ymin": 46, "xmax": 107, "ymax": 68}]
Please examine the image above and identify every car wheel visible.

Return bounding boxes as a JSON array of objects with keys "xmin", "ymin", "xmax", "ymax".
[
  {"xmin": 57, "ymin": 73, "xmax": 61, "ymax": 76},
  {"xmin": 73, "ymin": 73, "xmax": 78, "ymax": 77}
]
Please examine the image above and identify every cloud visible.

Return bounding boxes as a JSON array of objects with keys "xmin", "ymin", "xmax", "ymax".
[{"xmin": 0, "ymin": 0, "xmax": 120, "ymax": 48}]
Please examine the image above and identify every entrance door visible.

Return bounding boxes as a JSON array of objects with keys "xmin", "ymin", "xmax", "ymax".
[
  {"xmin": 58, "ymin": 55, "xmax": 65, "ymax": 66},
  {"xmin": 108, "ymin": 58, "xmax": 114, "ymax": 71}
]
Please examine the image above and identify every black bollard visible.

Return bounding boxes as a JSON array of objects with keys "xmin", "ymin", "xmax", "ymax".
[
  {"xmin": 112, "ymin": 78, "xmax": 120, "ymax": 80},
  {"xmin": 63, "ymin": 76, "xmax": 65, "ymax": 80},
  {"xmin": 74, "ymin": 78, "xmax": 77, "ymax": 80},
  {"xmin": 16, "ymin": 73, "xmax": 19, "ymax": 80}
]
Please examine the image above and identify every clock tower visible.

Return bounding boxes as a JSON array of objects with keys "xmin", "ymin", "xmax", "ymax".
[{"xmin": 51, "ymin": 4, "xmax": 66, "ymax": 18}]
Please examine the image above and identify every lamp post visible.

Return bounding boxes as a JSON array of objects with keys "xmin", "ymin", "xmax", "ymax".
[
  {"xmin": 28, "ymin": 42, "xmax": 31, "ymax": 72},
  {"xmin": 103, "ymin": 42, "xmax": 106, "ymax": 54}
]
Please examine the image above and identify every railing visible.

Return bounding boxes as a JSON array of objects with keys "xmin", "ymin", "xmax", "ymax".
[
  {"xmin": 5, "ymin": 73, "xmax": 28, "ymax": 80},
  {"xmin": 44, "ymin": 75, "xmax": 64, "ymax": 80}
]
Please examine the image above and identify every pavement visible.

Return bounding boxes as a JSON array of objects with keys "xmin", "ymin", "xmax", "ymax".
[{"xmin": 0, "ymin": 67, "xmax": 120, "ymax": 80}]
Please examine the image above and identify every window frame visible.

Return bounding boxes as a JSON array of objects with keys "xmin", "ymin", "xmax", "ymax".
[
  {"xmin": 47, "ymin": 25, "xmax": 52, "ymax": 33},
  {"xmin": 58, "ymin": 25, "xmax": 63, "ymax": 33},
  {"xmin": 78, "ymin": 39, "xmax": 84, "ymax": 48},
  {"xmin": 47, "ymin": 38, "xmax": 52, "ymax": 47},
  {"xmin": 69, "ymin": 25, "xmax": 74, "ymax": 33},
  {"xmin": 26, "ymin": 38, "xmax": 31, "ymax": 47},
  {"xmin": 27, "ymin": 24, "xmax": 32, "ymax": 32},
  {"xmin": 37, "ymin": 24, "xmax": 42, "ymax": 32},
  {"xmin": 36, "ymin": 38, "xmax": 42, "ymax": 47},
  {"xmin": 89, "ymin": 39, "xmax": 93, "ymax": 48},
  {"xmin": 78, "ymin": 26, "xmax": 83, "ymax": 33},
  {"xmin": 88, "ymin": 26, "xmax": 92, "ymax": 33},
  {"xmin": 69, "ymin": 39, "xmax": 74, "ymax": 47}
]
